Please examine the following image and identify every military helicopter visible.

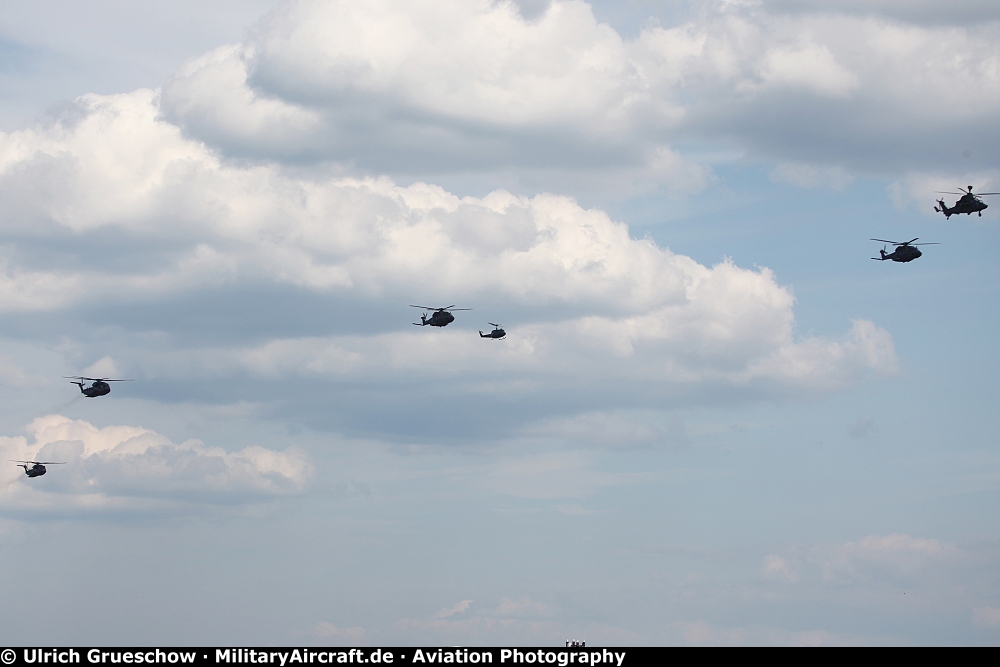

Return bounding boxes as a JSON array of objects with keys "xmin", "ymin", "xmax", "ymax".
[
  {"xmin": 11, "ymin": 460, "xmax": 65, "ymax": 477},
  {"xmin": 479, "ymin": 323, "xmax": 506, "ymax": 339},
  {"xmin": 411, "ymin": 305, "xmax": 471, "ymax": 327},
  {"xmin": 934, "ymin": 186, "xmax": 999, "ymax": 218},
  {"xmin": 64, "ymin": 376, "xmax": 132, "ymax": 397},
  {"xmin": 870, "ymin": 238, "xmax": 939, "ymax": 262}
]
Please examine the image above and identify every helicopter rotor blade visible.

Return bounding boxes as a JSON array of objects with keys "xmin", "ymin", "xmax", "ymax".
[
  {"xmin": 63, "ymin": 376, "xmax": 132, "ymax": 382},
  {"xmin": 870, "ymin": 239, "xmax": 903, "ymax": 245},
  {"xmin": 488, "ymin": 323, "xmax": 501, "ymax": 327},
  {"xmin": 409, "ymin": 304, "xmax": 472, "ymax": 311},
  {"xmin": 910, "ymin": 242, "xmax": 941, "ymax": 245},
  {"xmin": 935, "ymin": 191, "xmax": 966, "ymax": 195},
  {"xmin": 973, "ymin": 192, "xmax": 1000, "ymax": 196},
  {"xmin": 10, "ymin": 460, "xmax": 66, "ymax": 465}
]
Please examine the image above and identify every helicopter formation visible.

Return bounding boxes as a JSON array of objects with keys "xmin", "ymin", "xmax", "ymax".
[
  {"xmin": 10, "ymin": 184, "xmax": 992, "ymax": 480},
  {"xmin": 13, "ymin": 306, "xmax": 503, "ymax": 479},
  {"xmin": 866, "ymin": 185, "xmax": 999, "ymax": 264}
]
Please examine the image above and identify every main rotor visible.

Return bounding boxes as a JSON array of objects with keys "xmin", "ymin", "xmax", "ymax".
[
  {"xmin": 409, "ymin": 305, "xmax": 472, "ymax": 312},
  {"xmin": 935, "ymin": 186, "xmax": 1000, "ymax": 197},
  {"xmin": 870, "ymin": 238, "xmax": 940, "ymax": 247}
]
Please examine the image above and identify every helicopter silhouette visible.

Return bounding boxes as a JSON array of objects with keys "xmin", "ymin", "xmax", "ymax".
[
  {"xmin": 411, "ymin": 305, "xmax": 471, "ymax": 327},
  {"xmin": 934, "ymin": 186, "xmax": 999, "ymax": 218},
  {"xmin": 64, "ymin": 376, "xmax": 132, "ymax": 397},
  {"xmin": 870, "ymin": 238, "xmax": 939, "ymax": 262},
  {"xmin": 11, "ymin": 460, "xmax": 65, "ymax": 477},
  {"xmin": 479, "ymin": 323, "xmax": 506, "ymax": 339}
]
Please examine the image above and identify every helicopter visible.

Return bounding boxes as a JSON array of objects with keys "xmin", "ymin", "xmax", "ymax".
[
  {"xmin": 411, "ymin": 305, "xmax": 471, "ymax": 327},
  {"xmin": 11, "ymin": 460, "xmax": 65, "ymax": 477},
  {"xmin": 934, "ymin": 186, "xmax": 999, "ymax": 218},
  {"xmin": 870, "ymin": 238, "xmax": 939, "ymax": 263},
  {"xmin": 479, "ymin": 323, "xmax": 506, "ymax": 339},
  {"xmin": 64, "ymin": 376, "xmax": 132, "ymax": 397}
]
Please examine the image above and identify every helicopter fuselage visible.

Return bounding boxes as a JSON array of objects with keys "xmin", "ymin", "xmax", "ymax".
[
  {"xmin": 19, "ymin": 463, "xmax": 47, "ymax": 477},
  {"xmin": 74, "ymin": 380, "xmax": 111, "ymax": 397},
  {"xmin": 417, "ymin": 311, "xmax": 455, "ymax": 327},
  {"xmin": 936, "ymin": 195, "xmax": 988, "ymax": 218},
  {"xmin": 479, "ymin": 329, "xmax": 506, "ymax": 339},
  {"xmin": 882, "ymin": 246, "xmax": 922, "ymax": 262}
]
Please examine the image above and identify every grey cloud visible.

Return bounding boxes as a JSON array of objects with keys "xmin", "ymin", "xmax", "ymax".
[{"xmin": 764, "ymin": 0, "xmax": 1000, "ymax": 26}]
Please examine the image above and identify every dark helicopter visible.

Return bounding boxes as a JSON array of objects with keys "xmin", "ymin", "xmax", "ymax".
[
  {"xmin": 411, "ymin": 305, "xmax": 471, "ymax": 327},
  {"xmin": 479, "ymin": 323, "xmax": 506, "ymax": 339},
  {"xmin": 11, "ymin": 460, "xmax": 65, "ymax": 477},
  {"xmin": 934, "ymin": 186, "xmax": 999, "ymax": 218},
  {"xmin": 65, "ymin": 376, "xmax": 132, "ymax": 397},
  {"xmin": 871, "ymin": 238, "xmax": 939, "ymax": 262}
]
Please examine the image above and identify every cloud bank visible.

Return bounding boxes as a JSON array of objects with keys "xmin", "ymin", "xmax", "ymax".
[
  {"xmin": 153, "ymin": 0, "xmax": 1000, "ymax": 182},
  {"xmin": 0, "ymin": 88, "xmax": 895, "ymax": 410}
]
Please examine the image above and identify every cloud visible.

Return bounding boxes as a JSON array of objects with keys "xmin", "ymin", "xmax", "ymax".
[
  {"xmin": 82, "ymin": 356, "xmax": 122, "ymax": 379},
  {"xmin": 752, "ymin": 44, "xmax": 858, "ymax": 98},
  {"xmin": 761, "ymin": 554, "xmax": 798, "ymax": 583},
  {"xmin": 0, "ymin": 414, "xmax": 311, "ymax": 515},
  {"xmin": 434, "ymin": 599, "xmax": 473, "ymax": 619},
  {"xmin": 765, "ymin": 0, "xmax": 1000, "ymax": 26},
  {"xmin": 151, "ymin": 0, "xmax": 1000, "ymax": 182},
  {"xmin": 158, "ymin": 0, "xmax": 703, "ymax": 192},
  {"xmin": 0, "ymin": 88, "xmax": 897, "ymax": 411},
  {"xmin": 762, "ymin": 533, "xmax": 958, "ymax": 587}
]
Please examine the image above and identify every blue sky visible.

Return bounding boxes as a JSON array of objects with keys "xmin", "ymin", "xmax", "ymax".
[{"xmin": 0, "ymin": 0, "xmax": 998, "ymax": 646}]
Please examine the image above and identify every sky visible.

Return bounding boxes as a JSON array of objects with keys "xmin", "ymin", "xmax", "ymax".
[{"xmin": 0, "ymin": 0, "xmax": 998, "ymax": 646}]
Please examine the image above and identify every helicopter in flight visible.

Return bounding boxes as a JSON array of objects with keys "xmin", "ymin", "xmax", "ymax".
[
  {"xmin": 11, "ymin": 460, "xmax": 65, "ymax": 477},
  {"xmin": 870, "ymin": 238, "xmax": 939, "ymax": 263},
  {"xmin": 934, "ymin": 186, "xmax": 999, "ymax": 218},
  {"xmin": 411, "ymin": 305, "xmax": 471, "ymax": 327},
  {"xmin": 64, "ymin": 376, "xmax": 132, "ymax": 397},
  {"xmin": 479, "ymin": 323, "xmax": 506, "ymax": 339}
]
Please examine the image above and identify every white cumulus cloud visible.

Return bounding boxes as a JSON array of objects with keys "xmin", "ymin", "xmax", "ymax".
[
  {"xmin": 0, "ymin": 415, "xmax": 311, "ymax": 514},
  {"xmin": 0, "ymin": 89, "xmax": 897, "ymax": 399}
]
